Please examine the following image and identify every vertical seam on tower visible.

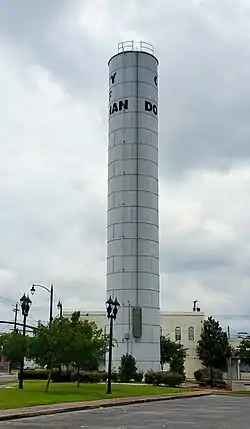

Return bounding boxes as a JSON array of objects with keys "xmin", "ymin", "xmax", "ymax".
[{"xmin": 136, "ymin": 51, "xmax": 139, "ymax": 307}]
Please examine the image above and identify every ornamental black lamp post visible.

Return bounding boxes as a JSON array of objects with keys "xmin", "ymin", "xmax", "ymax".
[
  {"xmin": 106, "ymin": 296, "xmax": 120, "ymax": 394},
  {"xmin": 30, "ymin": 284, "xmax": 54, "ymax": 326},
  {"xmin": 19, "ymin": 293, "xmax": 32, "ymax": 389}
]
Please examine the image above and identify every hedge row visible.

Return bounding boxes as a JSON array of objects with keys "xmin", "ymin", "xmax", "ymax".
[
  {"xmin": 23, "ymin": 369, "xmax": 182, "ymax": 387},
  {"xmin": 22, "ymin": 370, "xmax": 108, "ymax": 383},
  {"xmin": 22, "ymin": 369, "xmax": 143, "ymax": 383},
  {"xmin": 144, "ymin": 371, "xmax": 184, "ymax": 387},
  {"xmin": 23, "ymin": 369, "xmax": 48, "ymax": 380}
]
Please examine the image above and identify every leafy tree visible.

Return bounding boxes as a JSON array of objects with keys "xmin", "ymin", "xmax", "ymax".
[
  {"xmin": 69, "ymin": 312, "xmax": 108, "ymax": 387},
  {"xmin": 160, "ymin": 335, "xmax": 187, "ymax": 377},
  {"xmin": 169, "ymin": 343, "xmax": 187, "ymax": 378},
  {"xmin": 237, "ymin": 338, "xmax": 250, "ymax": 366},
  {"xmin": 197, "ymin": 316, "xmax": 231, "ymax": 387},
  {"xmin": 29, "ymin": 313, "xmax": 108, "ymax": 390},
  {"xmin": 0, "ymin": 332, "xmax": 29, "ymax": 369},
  {"xmin": 118, "ymin": 354, "xmax": 138, "ymax": 382},
  {"xmin": 29, "ymin": 317, "xmax": 73, "ymax": 391},
  {"xmin": 160, "ymin": 335, "xmax": 177, "ymax": 370}
]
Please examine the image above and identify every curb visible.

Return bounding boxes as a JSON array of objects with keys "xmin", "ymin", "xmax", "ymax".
[{"xmin": 0, "ymin": 391, "xmax": 212, "ymax": 422}]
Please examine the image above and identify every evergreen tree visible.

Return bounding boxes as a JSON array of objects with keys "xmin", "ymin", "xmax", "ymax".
[
  {"xmin": 197, "ymin": 316, "xmax": 231, "ymax": 387},
  {"xmin": 118, "ymin": 354, "xmax": 138, "ymax": 382}
]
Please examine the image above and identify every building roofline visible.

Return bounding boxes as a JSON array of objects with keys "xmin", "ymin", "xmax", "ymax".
[
  {"xmin": 63, "ymin": 310, "xmax": 106, "ymax": 316},
  {"xmin": 160, "ymin": 312, "xmax": 205, "ymax": 316},
  {"xmin": 63, "ymin": 310, "xmax": 204, "ymax": 317}
]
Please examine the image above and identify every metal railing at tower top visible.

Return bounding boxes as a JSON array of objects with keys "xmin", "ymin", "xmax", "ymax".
[{"xmin": 118, "ymin": 41, "xmax": 155, "ymax": 55}]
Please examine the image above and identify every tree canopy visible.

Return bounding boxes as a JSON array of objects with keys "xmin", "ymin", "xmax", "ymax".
[
  {"xmin": 237, "ymin": 338, "xmax": 250, "ymax": 366},
  {"xmin": 28, "ymin": 313, "xmax": 108, "ymax": 389},
  {"xmin": 0, "ymin": 332, "xmax": 29, "ymax": 364},
  {"xmin": 196, "ymin": 316, "xmax": 231, "ymax": 384},
  {"xmin": 0, "ymin": 313, "xmax": 108, "ymax": 391},
  {"xmin": 160, "ymin": 335, "xmax": 187, "ymax": 377}
]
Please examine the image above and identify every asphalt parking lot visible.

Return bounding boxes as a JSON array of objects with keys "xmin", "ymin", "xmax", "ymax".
[{"xmin": 1, "ymin": 395, "xmax": 249, "ymax": 428}]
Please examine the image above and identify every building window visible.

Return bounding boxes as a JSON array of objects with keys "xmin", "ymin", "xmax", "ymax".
[
  {"xmin": 175, "ymin": 327, "xmax": 181, "ymax": 341},
  {"xmin": 188, "ymin": 327, "xmax": 195, "ymax": 341}
]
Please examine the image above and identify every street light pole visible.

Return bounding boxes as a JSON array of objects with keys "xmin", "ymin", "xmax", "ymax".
[
  {"xmin": 107, "ymin": 315, "xmax": 114, "ymax": 394},
  {"xmin": 19, "ymin": 294, "xmax": 32, "ymax": 389},
  {"xmin": 106, "ymin": 296, "xmax": 120, "ymax": 395},
  {"xmin": 49, "ymin": 284, "xmax": 53, "ymax": 326},
  {"xmin": 30, "ymin": 283, "xmax": 54, "ymax": 326}
]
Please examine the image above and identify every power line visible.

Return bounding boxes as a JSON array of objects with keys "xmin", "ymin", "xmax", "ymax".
[
  {"xmin": 0, "ymin": 296, "xmax": 16, "ymax": 304},
  {"xmin": 0, "ymin": 324, "xmax": 10, "ymax": 332}
]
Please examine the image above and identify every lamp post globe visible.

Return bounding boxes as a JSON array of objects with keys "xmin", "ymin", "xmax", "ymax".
[{"xmin": 30, "ymin": 285, "xmax": 35, "ymax": 295}]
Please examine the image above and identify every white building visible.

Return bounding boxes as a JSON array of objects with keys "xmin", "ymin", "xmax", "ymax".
[{"xmin": 63, "ymin": 309, "xmax": 204, "ymax": 379}]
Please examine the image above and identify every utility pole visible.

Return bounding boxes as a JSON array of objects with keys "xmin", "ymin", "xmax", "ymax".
[
  {"xmin": 227, "ymin": 325, "xmax": 232, "ymax": 390},
  {"xmin": 9, "ymin": 303, "xmax": 20, "ymax": 374},
  {"xmin": 13, "ymin": 304, "xmax": 19, "ymax": 333}
]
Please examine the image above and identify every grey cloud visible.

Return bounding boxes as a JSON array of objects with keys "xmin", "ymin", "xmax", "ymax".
[
  {"xmin": 161, "ymin": 229, "xmax": 242, "ymax": 273},
  {"xmin": 0, "ymin": 0, "xmax": 108, "ymax": 96},
  {"xmin": 117, "ymin": 0, "xmax": 250, "ymax": 176},
  {"xmin": 4, "ymin": 0, "xmax": 250, "ymax": 177}
]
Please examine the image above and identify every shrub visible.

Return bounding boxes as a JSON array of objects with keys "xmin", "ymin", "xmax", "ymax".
[
  {"xmin": 144, "ymin": 370, "xmax": 155, "ymax": 385},
  {"xmin": 73, "ymin": 371, "xmax": 103, "ymax": 383},
  {"xmin": 161, "ymin": 372, "xmax": 183, "ymax": 387},
  {"xmin": 111, "ymin": 370, "xmax": 119, "ymax": 382},
  {"xmin": 194, "ymin": 369, "xmax": 203, "ymax": 382},
  {"xmin": 88, "ymin": 372, "xmax": 102, "ymax": 383},
  {"xmin": 99, "ymin": 371, "xmax": 108, "ymax": 382},
  {"xmin": 144, "ymin": 370, "xmax": 162, "ymax": 386},
  {"xmin": 134, "ymin": 372, "xmax": 144, "ymax": 382},
  {"xmin": 152, "ymin": 371, "xmax": 163, "ymax": 386},
  {"xmin": 194, "ymin": 368, "xmax": 223, "ymax": 384},
  {"xmin": 145, "ymin": 371, "xmax": 184, "ymax": 387},
  {"xmin": 212, "ymin": 369, "xmax": 223, "ymax": 380},
  {"xmin": 51, "ymin": 370, "xmax": 71, "ymax": 383},
  {"xmin": 118, "ymin": 354, "xmax": 137, "ymax": 383},
  {"xmin": 214, "ymin": 379, "xmax": 227, "ymax": 389},
  {"xmin": 198, "ymin": 378, "xmax": 226, "ymax": 388}
]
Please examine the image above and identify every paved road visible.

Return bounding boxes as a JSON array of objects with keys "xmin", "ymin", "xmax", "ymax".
[
  {"xmin": 0, "ymin": 374, "xmax": 16, "ymax": 383},
  {"xmin": 1, "ymin": 395, "xmax": 250, "ymax": 428}
]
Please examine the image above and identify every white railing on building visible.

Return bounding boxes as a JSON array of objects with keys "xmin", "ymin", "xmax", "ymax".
[{"xmin": 118, "ymin": 41, "xmax": 155, "ymax": 55}]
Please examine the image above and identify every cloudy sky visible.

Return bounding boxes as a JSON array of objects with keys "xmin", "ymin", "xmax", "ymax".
[{"xmin": 0, "ymin": 0, "xmax": 250, "ymax": 334}]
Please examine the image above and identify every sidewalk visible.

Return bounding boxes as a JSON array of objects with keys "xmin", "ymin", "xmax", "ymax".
[{"xmin": 0, "ymin": 390, "xmax": 213, "ymax": 422}]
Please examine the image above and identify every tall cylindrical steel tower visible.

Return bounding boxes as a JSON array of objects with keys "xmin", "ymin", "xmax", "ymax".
[{"xmin": 107, "ymin": 41, "xmax": 160, "ymax": 371}]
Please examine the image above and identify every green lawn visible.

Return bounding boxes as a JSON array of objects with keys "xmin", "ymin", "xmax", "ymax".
[{"xmin": 0, "ymin": 381, "xmax": 198, "ymax": 410}]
